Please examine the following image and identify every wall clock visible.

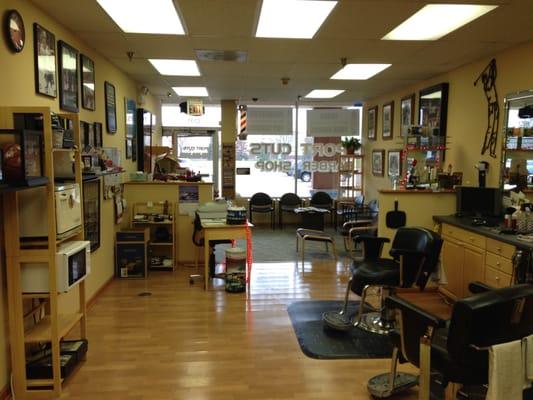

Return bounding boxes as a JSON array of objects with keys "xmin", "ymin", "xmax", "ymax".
[{"xmin": 4, "ymin": 9, "xmax": 25, "ymax": 53}]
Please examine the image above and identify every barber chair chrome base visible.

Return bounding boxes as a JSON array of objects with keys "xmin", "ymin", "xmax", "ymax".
[
  {"xmin": 358, "ymin": 311, "xmax": 395, "ymax": 335},
  {"xmin": 367, "ymin": 348, "xmax": 419, "ymax": 398}
]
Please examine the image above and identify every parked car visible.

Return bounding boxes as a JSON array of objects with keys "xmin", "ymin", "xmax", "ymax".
[{"xmin": 286, "ymin": 161, "xmax": 311, "ymax": 182}]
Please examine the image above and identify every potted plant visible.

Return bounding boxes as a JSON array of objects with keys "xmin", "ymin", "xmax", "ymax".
[{"xmin": 341, "ymin": 137, "xmax": 361, "ymax": 154}]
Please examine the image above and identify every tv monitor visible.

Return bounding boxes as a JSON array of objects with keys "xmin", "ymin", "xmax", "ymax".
[{"xmin": 456, "ymin": 186, "xmax": 502, "ymax": 217}]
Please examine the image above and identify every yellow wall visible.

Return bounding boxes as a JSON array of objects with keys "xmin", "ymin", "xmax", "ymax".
[
  {"xmin": 363, "ymin": 40, "xmax": 533, "ymax": 202},
  {"xmin": 0, "ymin": 0, "xmax": 161, "ymax": 391}
]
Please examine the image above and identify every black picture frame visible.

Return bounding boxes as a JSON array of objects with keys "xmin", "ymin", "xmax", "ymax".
[
  {"xmin": 372, "ymin": 149, "xmax": 384, "ymax": 177},
  {"xmin": 94, "ymin": 122, "xmax": 103, "ymax": 147},
  {"xmin": 125, "ymin": 139, "xmax": 132, "ymax": 159},
  {"xmin": 80, "ymin": 54, "xmax": 95, "ymax": 111},
  {"xmin": 400, "ymin": 94, "xmax": 415, "ymax": 137},
  {"xmin": 4, "ymin": 9, "xmax": 25, "ymax": 53},
  {"xmin": 33, "ymin": 23, "xmax": 57, "ymax": 98},
  {"xmin": 418, "ymin": 83, "xmax": 449, "ymax": 138},
  {"xmin": 83, "ymin": 178, "xmax": 101, "ymax": 252},
  {"xmin": 382, "ymin": 101, "xmax": 394, "ymax": 140},
  {"xmin": 105, "ymin": 81, "xmax": 117, "ymax": 134},
  {"xmin": 388, "ymin": 149, "xmax": 402, "ymax": 177},
  {"xmin": 125, "ymin": 97, "xmax": 136, "ymax": 139},
  {"xmin": 58, "ymin": 40, "xmax": 79, "ymax": 112},
  {"xmin": 367, "ymin": 106, "xmax": 377, "ymax": 141}
]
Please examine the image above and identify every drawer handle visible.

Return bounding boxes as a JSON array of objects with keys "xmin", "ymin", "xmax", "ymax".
[
  {"xmin": 469, "ymin": 237, "xmax": 474, "ymax": 241},
  {"xmin": 496, "ymin": 262, "xmax": 501, "ymax": 266},
  {"xmin": 495, "ymin": 276, "xmax": 500, "ymax": 281},
  {"xmin": 496, "ymin": 247, "xmax": 502, "ymax": 251}
]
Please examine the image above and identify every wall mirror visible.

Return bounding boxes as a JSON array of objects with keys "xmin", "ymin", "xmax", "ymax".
[
  {"xmin": 418, "ymin": 82, "xmax": 449, "ymax": 139},
  {"xmin": 501, "ymin": 89, "xmax": 533, "ymax": 192}
]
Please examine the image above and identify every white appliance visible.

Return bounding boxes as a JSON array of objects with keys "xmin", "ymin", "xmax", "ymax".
[
  {"xmin": 19, "ymin": 183, "xmax": 82, "ymax": 239},
  {"xmin": 21, "ymin": 241, "xmax": 91, "ymax": 293}
]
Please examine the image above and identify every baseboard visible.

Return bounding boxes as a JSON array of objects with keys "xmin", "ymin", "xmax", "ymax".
[
  {"xmin": 87, "ymin": 275, "xmax": 115, "ymax": 311},
  {"xmin": 0, "ymin": 382, "xmax": 10, "ymax": 400}
]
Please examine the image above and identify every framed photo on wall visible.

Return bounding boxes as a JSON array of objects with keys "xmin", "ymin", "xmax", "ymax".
[
  {"xmin": 94, "ymin": 122, "xmax": 103, "ymax": 147},
  {"xmin": 105, "ymin": 81, "xmax": 117, "ymax": 134},
  {"xmin": 388, "ymin": 149, "xmax": 402, "ymax": 177},
  {"xmin": 125, "ymin": 98, "xmax": 136, "ymax": 138},
  {"xmin": 33, "ymin": 23, "xmax": 57, "ymax": 98},
  {"xmin": 367, "ymin": 106, "xmax": 377, "ymax": 140},
  {"xmin": 80, "ymin": 54, "xmax": 95, "ymax": 111},
  {"xmin": 382, "ymin": 101, "xmax": 394, "ymax": 140},
  {"xmin": 58, "ymin": 40, "xmax": 79, "ymax": 112},
  {"xmin": 125, "ymin": 138, "xmax": 132, "ymax": 159},
  {"xmin": 372, "ymin": 149, "xmax": 384, "ymax": 176},
  {"xmin": 401, "ymin": 94, "xmax": 415, "ymax": 137}
]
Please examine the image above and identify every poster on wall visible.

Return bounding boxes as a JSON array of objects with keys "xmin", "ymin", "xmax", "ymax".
[
  {"xmin": 33, "ymin": 23, "xmax": 57, "ymax": 98},
  {"xmin": 105, "ymin": 81, "xmax": 117, "ymax": 134}
]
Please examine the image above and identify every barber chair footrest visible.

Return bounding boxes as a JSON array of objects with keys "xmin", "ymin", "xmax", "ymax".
[
  {"xmin": 322, "ymin": 311, "xmax": 353, "ymax": 332},
  {"xmin": 367, "ymin": 372, "xmax": 418, "ymax": 398},
  {"xmin": 357, "ymin": 312, "xmax": 394, "ymax": 335}
]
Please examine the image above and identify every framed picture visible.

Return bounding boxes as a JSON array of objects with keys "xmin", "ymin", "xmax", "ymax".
[
  {"xmin": 401, "ymin": 94, "xmax": 415, "ymax": 137},
  {"xmin": 5, "ymin": 9, "xmax": 25, "ymax": 53},
  {"xmin": 125, "ymin": 98, "xmax": 136, "ymax": 139},
  {"xmin": 94, "ymin": 122, "xmax": 103, "ymax": 147},
  {"xmin": 125, "ymin": 139, "xmax": 132, "ymax": 159},
  {"xmin": 80, "ymin": 54, "xmax": 95, "ymax": 111},
  {"xmin": 132, "ymin": 136, "xmax": 137, "ymax": 162},
  {"xmin": 33, "ymin": 23, "xmax": 56, "ymax": 97},
  {"xmin": 105, "ymin": 81, "xmax": 117, "ymax": 134},
  {"xmin": 367, "ymin": 106, "xmax": 377, "ymax": 140},
  {"xmin": 372, "ymin": 149, "xmax": 384, "ymax": 176},
  {"xmin": 58, "ymin": 40, "xmax": 79, "ymax": 112},
  {"xmin": 382, "ymin": 101, "xmax": 394, "ymax": 140},
  {"xmin": 388, "ymin": 150, "xmax": 402, "ymax": 177}
]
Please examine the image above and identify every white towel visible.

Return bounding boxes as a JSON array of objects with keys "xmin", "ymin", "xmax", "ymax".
[
  {"xmin": 525, "ymin": 335, "xmax": 533, "ymax": 382},
  {"xmin": 487, "ymin": 340, "xmax": 523, "ymax": 400}
]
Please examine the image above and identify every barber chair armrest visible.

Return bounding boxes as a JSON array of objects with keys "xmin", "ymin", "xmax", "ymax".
[
  {"xmin": 386, "ymin": 295, "xmax": 447, "ymax": 330},
  {"xmin": 348, "ymin": 225, "xmax": 377, "ymax": 237},
  {"xmin": 353, "ymin": 235, "xmax": 390, "ymax": 245},
  {"xmin": 389, "ymin": 248, "xmax": 427, "ymax": 258},
  {"xmin": 343, "ymin": 219, "xmax": 375, "ymax": 229},
  {"xmin": 468, "ymin": 281, "xmax": 493, "ymax": 294}
]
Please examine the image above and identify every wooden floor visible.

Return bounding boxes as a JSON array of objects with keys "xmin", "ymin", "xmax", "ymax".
[{"xmin": 61, "ymin": 258, "xmax": 450, "ymax": 400}]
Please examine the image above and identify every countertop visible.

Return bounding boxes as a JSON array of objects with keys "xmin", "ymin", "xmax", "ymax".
[
  {"xmin": 434, "ymin": 215, "xmax": 533, "ymax": 250},
  {"xmin": 379, "ymin": 189, "xmax": 455, "ymax": 194}
]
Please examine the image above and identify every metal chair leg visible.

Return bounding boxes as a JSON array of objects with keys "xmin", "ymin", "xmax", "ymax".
[
  {"xmin": 331, "ymin": 240, "xmax": 337, "ymax": 259},
  {"xmin": 354, "ymin": 284, "xmax": 371, "ymax": 326}
]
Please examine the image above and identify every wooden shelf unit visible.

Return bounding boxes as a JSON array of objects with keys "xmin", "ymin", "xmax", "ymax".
[
  {"xmin": 1, "ymin": 107, "xmax": 87, "ymax": 399},
  {"xmin": 337, "ymin": 154, "xmax": 363, "ymax": 200},
  {"xmin": 132, "ymin": 201, "xmax": 177, "ymax": 270}
]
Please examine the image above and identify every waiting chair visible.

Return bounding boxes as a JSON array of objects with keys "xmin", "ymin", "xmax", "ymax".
[
  {"xmin": 336, "ymin": 195, "xmax": 365, "ymax": 229},
  {"xmin": 190, "ymin": 212, "xmax": 231, "ymax": 286},
  {"xmin": 367, "ymin": 283, "xmax": 533, "ymax": 399},
  {"xmin": 278, "ymin": 193, "xmax": 302, "ymax": 229},
  {"xmin": 339, "ymin": 199, "xmax": 379, "ymax": 252},
  {"xmin": 323, "ymin": 227, "xmax": 442, "ymax": 334},
  {"xmin": 310, "ymin": 191, "xmax": 335, "ymax": 226},
  {"xmin": 249, "ymin": 192, "xmax": 275, "ymax": 229}
]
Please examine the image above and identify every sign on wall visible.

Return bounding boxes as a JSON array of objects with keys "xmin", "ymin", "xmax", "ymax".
[{"xmin": 246, "ymin": 107, "xmax": 293, "ymax": 135}]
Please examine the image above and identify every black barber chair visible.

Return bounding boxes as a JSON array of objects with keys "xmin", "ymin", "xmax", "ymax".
[
  {"xmin": 367, "ymin": 283, "xmax": 533, "ymax": 399},
  {"xmin": 323, "ymin": 227, "xmax": 442, "ymax": 334}
]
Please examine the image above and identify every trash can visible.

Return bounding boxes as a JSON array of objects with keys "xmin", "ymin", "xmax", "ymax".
[{"xmin": 225, "ymin": 247, "xmax": 246, "ymax": 293}]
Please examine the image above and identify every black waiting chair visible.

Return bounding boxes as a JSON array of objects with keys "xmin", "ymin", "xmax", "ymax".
[
  {"xmin": 310, "ymin": 191, "xmax": 335, "ymax": 226},
  {"xmin": 336, "ymin": 195, "xmax": 365, "ymax": 229},
  {"xmin": 339, "ymin": 199, "xmax": 379, "ymax": 252},
  {"xmin": 366, "ymin": 283, "xmax": 533, "ymax": 399},
  {"xmin": 278, "ymin": 193, "xmax": 302, "ymax": 229},
  {"xmin": 323, "ymin": 227, "xmax": 442, "ymax": 334},
  {"xmin": 190, "ymin": 212, "xmax": 231, "ymax": 286},
  {"xmin": 249, "ymin": 192, "xmax": 275, "ymax": 229}
]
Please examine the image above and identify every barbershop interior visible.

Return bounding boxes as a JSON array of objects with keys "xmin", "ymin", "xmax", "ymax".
[{"xmin": 1, "ymin": 0, "xmax": 533, "ymax": 399}]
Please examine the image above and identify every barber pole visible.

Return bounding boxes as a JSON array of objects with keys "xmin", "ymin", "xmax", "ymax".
[{"xmin": 239, "ymin": 105, "xmax": 247, "ymax": 140}]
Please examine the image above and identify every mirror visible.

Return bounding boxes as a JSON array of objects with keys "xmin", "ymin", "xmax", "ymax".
[
  {"xmin": 418, "ymin": 82, "xmax": 449, "ymax": 140},
  {"xmin": 501, "ymin": 89, "xmax": 533, "ymax": 192}
]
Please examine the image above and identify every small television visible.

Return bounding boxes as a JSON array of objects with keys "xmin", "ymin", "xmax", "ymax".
[{"xmin": 456, "ymin": 186, "xmax": 502, "ymax": 217}]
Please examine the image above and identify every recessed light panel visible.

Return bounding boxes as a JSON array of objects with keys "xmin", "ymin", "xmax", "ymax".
[
  {"xmin": 305, "ymin": 89, "xmax": 345, "ymax": 98},
  {"xmin": 96, "ymin": 0, "xmax": 185, "ymax": 34},
  {"xmin": 172, "ymin": 87, "xmax": 209, "ymax": 97},
  {"xmin": 382, "ymin": 4, "xmax": 498, "ymax": 41},
  {"xmin": 148, "ymin": 59, "xmax": 200, "ymax": 76},
  {"xmin": 330, "ymin": 64, "xmax": 391, "ymax": 80},
  {"xmin": 255, "ymin": 0, "xmax": 337, "ymax": 39}
]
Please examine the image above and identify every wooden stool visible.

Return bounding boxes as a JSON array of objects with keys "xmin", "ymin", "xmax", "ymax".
[{"xmin": 296, "ymin": 228, "xmax": 337, "ymax": 265}]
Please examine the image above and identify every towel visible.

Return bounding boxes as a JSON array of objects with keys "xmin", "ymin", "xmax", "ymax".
[
  {"xmin": 525, "ymin": 335, "xmax": 533, "ymax": 382},
  {"xmin": 487, "ymin": 340, "xmax": 523, "ymax": 400}
]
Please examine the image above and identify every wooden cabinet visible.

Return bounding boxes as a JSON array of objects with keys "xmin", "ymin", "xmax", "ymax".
[{"xmin": 440, "ymin": 223, "xmax": 515, "ymax": 299}]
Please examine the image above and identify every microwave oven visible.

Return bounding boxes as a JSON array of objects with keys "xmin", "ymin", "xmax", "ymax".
[
  {"xmin": 18, "ymin": 183, "xmax": 82, "ymax": 239},
  {"xmin": 21, "ymin": 241, "xmax": 91, "ymax": 293}
]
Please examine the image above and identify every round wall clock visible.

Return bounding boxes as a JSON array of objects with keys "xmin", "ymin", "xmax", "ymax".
[{"xmin": 4, "ymin": 9, "xmax": 25, "ymax": 53}]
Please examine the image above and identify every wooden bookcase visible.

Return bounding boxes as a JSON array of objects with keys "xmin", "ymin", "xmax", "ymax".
[
  {"xmin": 1, "ymin": 107, "xmax": 86, "ymax": 398},
  {"xmin": 337, "ymin": 154, "xmax": 364, "ymax": 200},
  {"xmin": 131, "ymin": 201, "xmax": 176, "ymax": 270}
]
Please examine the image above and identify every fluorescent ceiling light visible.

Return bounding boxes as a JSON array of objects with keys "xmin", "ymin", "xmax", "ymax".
[
  {"xmin": 172, "ymin": 87, "xmax": 209, "ymax": 97},
  {"xmin": 331, "ymin": 64, "xmax": 391, "ymax": 80},
  {"xmin": 305, "ymin": 89, "xmax": 345, "ymax": 98},
  {"xmin": 96, "ymin": 0, "xmax": 185, "ymax": 34},
  {"xmin": 148, "ymin": 59, "xmax": 200, "ymax": 76},
  {"xmin": 382, "ymin": 4, "xmax": 498, "ymax": 41},
  {"xmin": 256, "ymin": 0, "xmax": 337, "ymax": 39}
]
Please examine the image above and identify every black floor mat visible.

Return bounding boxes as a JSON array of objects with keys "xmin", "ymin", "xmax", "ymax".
[{"xmin": 287, "ymin": 300, "xmax": 393, "ymax": 359}]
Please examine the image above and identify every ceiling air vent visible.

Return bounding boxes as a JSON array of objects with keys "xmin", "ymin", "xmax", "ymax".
[{"xmin": 195, "ymin": 49, "xmax": 247, "ymax": 63}]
